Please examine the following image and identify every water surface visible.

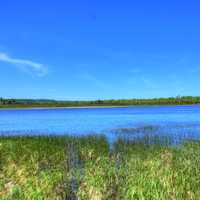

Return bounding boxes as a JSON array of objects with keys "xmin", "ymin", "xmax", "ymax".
[{"xmin": 1, "ymin": 105, "xmax": 200, "ymax": 144}]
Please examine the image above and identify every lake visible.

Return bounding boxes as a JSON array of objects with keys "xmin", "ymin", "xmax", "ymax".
[{"xmin": 1, "ymin": 105, "xmax": 200, "ymax": 144}]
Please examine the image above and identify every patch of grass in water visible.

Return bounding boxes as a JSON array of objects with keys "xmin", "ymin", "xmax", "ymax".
[{"xmin": 0, "ymin": 135, "xmax": 200, "ymax": 199}]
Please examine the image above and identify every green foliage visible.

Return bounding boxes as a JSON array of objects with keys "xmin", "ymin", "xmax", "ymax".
[
  {"xmin": 0, "ymin": 137, "xmax": 69, "ymax": 199},
  {"xmin": 0, "ymin": 136, "xmax": 200, "ymax": 199},
  {"xmin": 1, "ymin": 96, "xmax": 200, "ymax": 108}
]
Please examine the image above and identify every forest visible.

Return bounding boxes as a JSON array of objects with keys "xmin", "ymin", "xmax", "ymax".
[{"xmin": 1, "ymin": 96, "xmax": 200, "ymax": 108}]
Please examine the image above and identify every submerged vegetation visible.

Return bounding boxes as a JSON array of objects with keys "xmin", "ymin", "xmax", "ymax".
[
  {"xmin": 1, "ymin": 96, "xmax": 200, "ymax": 108},
  {"xmin": 0, "ymin": 135, "xmax": 200, "ymax": 199}
]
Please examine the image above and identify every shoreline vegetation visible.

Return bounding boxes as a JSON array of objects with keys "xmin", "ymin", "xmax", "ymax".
[
  {"xmin": 1, "ymin": 96, "xmax": 200, "ymax": 109},
  {"xmin": 0, "ymin": 135, "xmax": 200, "ymax": 199}
]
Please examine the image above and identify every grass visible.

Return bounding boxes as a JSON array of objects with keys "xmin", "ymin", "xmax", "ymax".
[{"xmin": 0, "ymin": 135, "xmax": 200, "ymax": 199}]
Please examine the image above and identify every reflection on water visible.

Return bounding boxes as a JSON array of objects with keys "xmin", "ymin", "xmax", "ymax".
[{"xmin": 1, "ymin": 105, "xmax": 200, "ymax": 145}]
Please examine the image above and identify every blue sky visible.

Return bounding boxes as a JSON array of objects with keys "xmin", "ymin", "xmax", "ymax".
[{"xmin": 0, "ymin": 0, "xmax": 200, "ymax": 100}]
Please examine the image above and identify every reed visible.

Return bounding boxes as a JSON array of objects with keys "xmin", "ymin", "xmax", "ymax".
[{"xmin": 0, "ymin": 135, "xmax": 199, "ymax": 199}]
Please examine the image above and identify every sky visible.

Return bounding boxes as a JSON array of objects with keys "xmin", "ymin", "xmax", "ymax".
[{"xmin": 0, "ymin": 0, "xmax": 200, "ymax": 100}]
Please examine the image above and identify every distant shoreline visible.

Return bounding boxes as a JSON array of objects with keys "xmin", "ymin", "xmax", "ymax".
[
  {"xmin": 0, "ymin": 104, "xmax": 200, "ymax": 110},
  {"xmin": 0, "ymin": 105, "xmax": 130, "ymax": 110},
  {"xmin": 1, "ymin": 96, "xmax": 200, "ymax": 110}
]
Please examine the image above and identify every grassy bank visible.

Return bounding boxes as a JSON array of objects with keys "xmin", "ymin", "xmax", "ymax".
[{"xmin": 0, "ymin": 136, "xmax": 200, "ymax": 199}]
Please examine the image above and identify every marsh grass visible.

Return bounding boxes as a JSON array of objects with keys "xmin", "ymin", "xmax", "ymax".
[{"xmin": 0, "ymin": 135, "xmax": 200, "ymax": 199}]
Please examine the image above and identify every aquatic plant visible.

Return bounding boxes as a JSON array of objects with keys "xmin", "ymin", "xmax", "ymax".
[{"xmin": 0, "ymin": 136, "xmax": 200, "ymax": 199}]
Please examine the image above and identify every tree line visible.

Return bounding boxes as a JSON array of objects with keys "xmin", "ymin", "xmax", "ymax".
[{"xmin": 1, "ymin": 96, "xmax": 200, "ymax": 108}]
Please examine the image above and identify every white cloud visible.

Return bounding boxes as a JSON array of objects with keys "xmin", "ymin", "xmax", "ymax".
[{"xmin": 0, "ymin": 52, "xmax": 48, "ymax": 76}]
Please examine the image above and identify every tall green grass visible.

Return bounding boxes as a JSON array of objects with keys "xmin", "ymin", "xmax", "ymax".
[{"xmin": 0, "ymin": 136, "xmax": 200, "ymax": 199}]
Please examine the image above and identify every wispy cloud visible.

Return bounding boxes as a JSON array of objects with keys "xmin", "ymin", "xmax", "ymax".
[{"xmin": 0, "ymin": 52, "xmax": 48, "ymax": 76}]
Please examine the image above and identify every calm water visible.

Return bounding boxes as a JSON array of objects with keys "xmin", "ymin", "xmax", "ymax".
[{"xmin": 1, "ymin": 105, "xmax": 200, "ymax": 144}]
